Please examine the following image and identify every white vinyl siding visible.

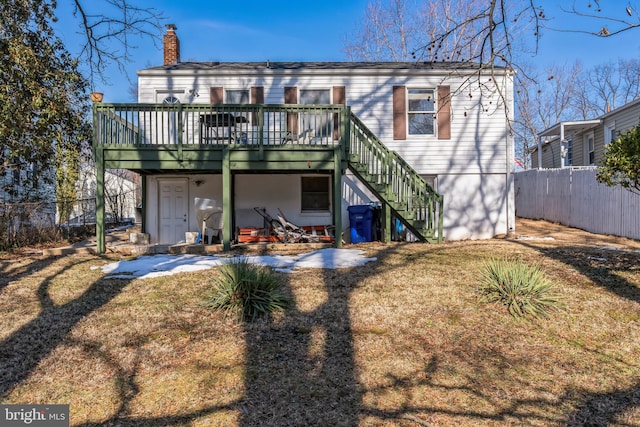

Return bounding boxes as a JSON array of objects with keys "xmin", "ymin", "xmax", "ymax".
[{"xmin": 137, "ymin": 70, "xmax": 512, "ymax": 175}]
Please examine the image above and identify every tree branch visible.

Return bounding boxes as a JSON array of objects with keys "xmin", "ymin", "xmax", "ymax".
[{"xmin": 70, "ymin": 0, "xmax": 165, "ymax": 88}]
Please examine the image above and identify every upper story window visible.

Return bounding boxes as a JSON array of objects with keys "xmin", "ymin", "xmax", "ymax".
[
  {"xmin": 162, "ymin": 95, "xmax": 180, "ymax": 104},
  {"xmin": 605, "ymin": 123, "xmax": 616, "ymax": 145},
  {"xmin": 226, "ymin": 89, "xmax": 249, "ymax": 104},
  {"xmin": 300, "ymin": 89, "xmax": 331, "ymax": 105},
  {"xmin": 408, "ymin": 88, "xmax": 435, "ymax": 136},
  {"xmin": 299, "ymin": 89, "xmax": 332, "ymax": 140}
]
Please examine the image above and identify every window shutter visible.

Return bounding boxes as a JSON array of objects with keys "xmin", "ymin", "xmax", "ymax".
[
  {"xmin": 437, "ymin": 85, "xmax": 451, "ymax": 140},
  {"xmin": 251, "ymin": 86, "xmax": 264, "ymax": 123},
  {"xmin": 251, "ymin": 86, "xmax": 264, "ymax": 104},
  {"xmin": 333, "ymin": 86, "xmax": 346, "ymax": 140},
  {"xmin": 284, "ymin": 86, "xmax": 298, "ymax": 134},
  {"xmin": 393, "ymin": 86, "xmax": 406, "ymax": 140},
  {"xmin": 210, "ymin": 87, "xmax": 223, "ymax": 104}
]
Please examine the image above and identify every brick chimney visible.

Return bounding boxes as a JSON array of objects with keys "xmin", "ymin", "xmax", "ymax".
[{"xmin": 163, "ymin": 24, "xmax": 180, "ymax": 65}]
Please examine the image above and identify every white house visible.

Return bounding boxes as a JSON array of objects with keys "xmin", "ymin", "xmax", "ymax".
[{"xmin": 92, "ymin": 25, "xmax": 515, "ymax": 251}]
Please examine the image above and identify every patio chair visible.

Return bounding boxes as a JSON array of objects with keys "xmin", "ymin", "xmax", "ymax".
[{"xmin": 195, "ymin": 198, "xmax": 223, "ymax": 244}]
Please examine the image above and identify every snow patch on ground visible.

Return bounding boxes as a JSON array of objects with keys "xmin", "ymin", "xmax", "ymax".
[{"xmin": 93, "ymin": 248, "xmax": 377, "ymax": 279}]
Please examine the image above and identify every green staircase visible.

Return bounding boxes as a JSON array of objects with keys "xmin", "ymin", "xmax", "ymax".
[{"xmin": 347, "ymin": 112, "xmax": 443, "ymax": 243}]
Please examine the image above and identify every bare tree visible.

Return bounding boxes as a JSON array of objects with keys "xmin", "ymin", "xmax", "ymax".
[
  {"xmin": 573, "ymin": 58, "xmax": 640, "ymax": 117},
  {"xmin": 67, "ymin": 0, "xmax": 165, "ymax": 87},
  {"xmin": 410, "ymin": 0, "xmax": 640, "ymax": 79},
  {"xmin": 514, "ymin": 61, "xmax": 583, "ymax": 167},
  {"xmin": 344, "ymin": 0, "xmax": 495, "ymax": 62}
]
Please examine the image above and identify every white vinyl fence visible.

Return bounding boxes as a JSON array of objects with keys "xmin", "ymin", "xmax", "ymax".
[{"xmin": 515, "ymin": 167, "xmax": 640, "ymax": 240}]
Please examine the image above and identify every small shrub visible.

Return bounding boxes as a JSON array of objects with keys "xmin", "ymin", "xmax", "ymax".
[
  {"xmin": 479, "ymin": 258, "xmax": 562, "ymax": 319},
  {"xmin": 208, "ymin": 257, "xmax": 291, "ymax": 321}
]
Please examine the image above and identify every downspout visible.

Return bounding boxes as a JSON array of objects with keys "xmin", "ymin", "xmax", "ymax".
[
  {"xmin": 560, "ymin": 123, "xmax": 566, "ymax": 168},
  {"xmin": 537, "ymin": 136, "xmax": 542, "ymax": 169},
  {"xmin": 506, "ymin": 71, "xmax": 515, "ymax": 235}
]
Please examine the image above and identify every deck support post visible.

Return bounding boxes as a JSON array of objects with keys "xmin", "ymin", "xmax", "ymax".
[
  {"xmin": 222, "ymin": 146, "xmax": 232, "ymax": 251},
  {"xmin": 93, "ymin": 104, "xmax": 106, "ymax": 254},
  {"xmin": 333, "ymin": 148, "xmax": 342, "ymax": 247},
  {"xmin": 96, "ymin": 147, "xmax": 106, "ymax": 253},
  {"xmin": 383, "ymin": 202, "xmax": 391, "ymax": 243}
]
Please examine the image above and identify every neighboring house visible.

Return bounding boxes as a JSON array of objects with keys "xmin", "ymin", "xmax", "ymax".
[
  {"xmin": 92, "ymin": 25, "xmax": 515, "ymax": 252},
  {"xmin": 0, "ymin": 154, "xmax": 54, "ymax": 203},
  {"xmin": 67, "ymin": 167, "xmax": 140, "ymax": 226},
  {"xmin": 0, "ymin": 149, "xmax": 57, "ymax": 233},
  {"xmin": 532, "ymin": 98, "xmax": 640, "ymax": 169}
]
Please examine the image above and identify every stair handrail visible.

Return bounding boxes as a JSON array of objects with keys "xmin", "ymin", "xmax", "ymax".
[{"xmin": 348, "ymin": 112, "xmax": 443, "ymax": 242}]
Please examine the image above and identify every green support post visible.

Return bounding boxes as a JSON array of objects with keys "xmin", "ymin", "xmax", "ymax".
[
  {"xmin": 93, "ymin": 104, "xmax": 106, "ymax": 254},
  {"xmin": 96, "ymin": 147, "xmax": 105, "ymax": 253},
  {"xmin": 222, "ymin": 146, "xmax": 232, "ymax": 251},
  {"xmin": 381, "ymin": 203, "xmax": 392, "ymax": 243},
  {"xmin": 333, "ymin": 148, "xmax": 343, "ymax": 248},
  {"xmin": 140, "ymin": 176, "xmax": 147, "ymax": 233}
]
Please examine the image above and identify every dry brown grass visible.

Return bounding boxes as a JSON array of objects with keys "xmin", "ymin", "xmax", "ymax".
[{"xmin": 1, "ymin": 219, "xmax": 639, "ymax": 426}]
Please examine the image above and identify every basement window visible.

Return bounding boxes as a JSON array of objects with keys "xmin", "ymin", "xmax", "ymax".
[{"xmin": 301, "ymin": 176, "xmax": 330, "ymax": 211}]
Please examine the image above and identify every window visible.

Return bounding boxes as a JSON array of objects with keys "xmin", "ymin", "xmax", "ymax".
[
  {"xmin": 408, "ymin": 88, "xmax": 435, "ymax": 135},
  {"xmin": 12, "ymin": 168, "xmax": 20, "ymax": 185},
  {"xmin": 605, "ymin": 123, "xmax": 616, "ymax": 145},
  {"xmin": 301, "ymin": 176, "xmax": 330, "ymax": 211},
  {"xmin": 162, "ymin": 95, "xmax": 180, "ymax": 104},
  {"xmin": 564, "ymin": 138, "xmax": 573, "ymax": 166},
  {"xmin": 225, "ymin": 89, "xmax": 251, "ymax": 126},
  {"xmin": 300, "ymin": 89, "xmax": 332, "ymax": 140},
  {"xmin": 300, "ymin": 89, "xmax": 330, "ymax": 105},
  {"xmin": 422, "ymin": 175, "xmax": 438, "ymax": 192},
  {"xmin": 585, "ymin": 132, "xmax": 595, "ymax": 165},
  {"xmin": 226, "ymin": 89, "xmax": 249, "ymax": 104}
]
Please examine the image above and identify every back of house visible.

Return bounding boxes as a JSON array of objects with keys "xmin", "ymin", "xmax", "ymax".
[{"xmin": 94, "ymin": 25, "xmax": 515, "ymax": 248}]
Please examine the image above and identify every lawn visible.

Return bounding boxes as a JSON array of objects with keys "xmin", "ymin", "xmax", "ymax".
[{"xmin": 1, "ymin": 219, "xmax": 639, "ymax": 426}]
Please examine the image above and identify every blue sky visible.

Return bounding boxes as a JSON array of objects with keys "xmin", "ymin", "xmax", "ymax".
[{"xmin": 53, "ymin": 0, "xmax": 640, "ymax": 103}]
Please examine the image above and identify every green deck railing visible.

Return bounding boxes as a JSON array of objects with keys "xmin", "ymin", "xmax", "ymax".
[{"xmin": 93, "ymin": 103, "xmax": 348, "ymax": 148}]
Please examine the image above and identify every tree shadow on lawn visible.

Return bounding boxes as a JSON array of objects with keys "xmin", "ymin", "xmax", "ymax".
[
  {"xmin": 238, "ymin": 252, "xmax": 373, "ymax": 426},
  {"xmin": 0, "ymin": 253, "xmax": 62, "ymax": 294},
  {"xmin": 515, "ymin": 240, "xmax": 640, "ymax": 424},
  {"xmin": 5, "ymin": 242, "xmax": 639, "ymax": 425},
  {"xmin": 237, "ymin": 243, "xmax": 565, "ymax": 426},
  {"xmin": 0, "ymin": 256, "xmax": 131, "ymax": 397}
]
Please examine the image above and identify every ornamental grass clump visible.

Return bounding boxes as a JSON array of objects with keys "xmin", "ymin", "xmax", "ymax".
[
  {"xmin": 208, "ymin": 257, "xmax": 291, "ymax": 321},
  {"xmin": 479, "ymin": 258, "xmax": 562, "ymax": 319}
]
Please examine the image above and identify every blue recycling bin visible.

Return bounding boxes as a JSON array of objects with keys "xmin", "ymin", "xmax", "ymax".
[{"xmin": 348, "ymin": 205, "xmax": 373, "ymax": 243}]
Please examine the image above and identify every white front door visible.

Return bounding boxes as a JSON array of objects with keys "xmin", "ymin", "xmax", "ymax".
[{"xmin": 158, "ymin": 178, "xmax": 188, "ymax": 244}]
